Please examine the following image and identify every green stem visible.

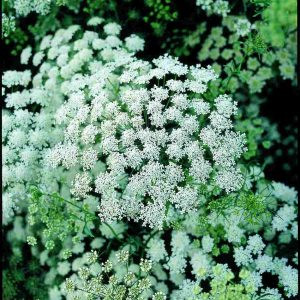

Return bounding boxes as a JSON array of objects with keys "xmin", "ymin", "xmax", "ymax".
[
  {"xmin": 137, "ymin": 229, "xmax": 160, "ymax": 279},
  {"xmin": 63, "ymin": 197, "xmax": 84, "ymax": 210},
  {"xmin": 106, "ymin": 78, "xmax": 119, "ymax": 94},
  {"xmin": 242, "ymin": 0, "xmax": 247, "ymax": 14},
  {"xmin": 165, "ymin": 97, "xmax": 172, "ymax": 109},
  {"xmin": 223, "ymin": 53, "xmax": 247, "ymax": 93},
  {"xmin": 103, "ymin": 222, "xmax": 122, "ymax": 241},
  {"xmin": 144, "ymin": 229, "xmax": 160, "ymax": 248},
  {"xmin": 63, "ymin": 197, "xmax": 96, "ymax": 219},
  {"xmin": 76, "ymin": 287, "xmax": 100, "ymax": 298},
  {"xmin": 144, "ymin": 107, "xmax": 148, "ymax": 127}
]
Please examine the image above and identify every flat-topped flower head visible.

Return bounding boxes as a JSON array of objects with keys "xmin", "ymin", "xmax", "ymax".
[
  {"xmin": 33, "ymin": 24, "xmax": 247, "ymax": 229},
  {"xmin": 3, "ymin": 21, "xmax": 247, "ymax": 229}
]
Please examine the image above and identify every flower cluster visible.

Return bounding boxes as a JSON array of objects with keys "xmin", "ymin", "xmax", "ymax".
[
  {"xmin": 8, "ymin": 0, "xmax": 72, "ymax": 17},
  {"xmin": 39, "ymin": 25, "xmax": 247, "ymax": 228},
  {"xmin": 64, "ymin": 251, "xmax": 165, "ymax": 300},
  {"xmin": 196, "ymin": 0, "xmax": 230, "ymax": 17},
  {"xmin": 2, "ymin": 71, "xmax": 60, "ymax": 223},
  {"xmin": 2, "ymin": 2, "xmax": 298, "ymax": 299},
  {"xmin": 2, "ymin": 168, "xmax": 298, "ymax": 299},
  {"xmin": 2, "ymin": 22, "xmax": 146, "ymax": 224},
  {"xmin": 2, "ymin": 13, "xmax": 16, "ymax": 37}
]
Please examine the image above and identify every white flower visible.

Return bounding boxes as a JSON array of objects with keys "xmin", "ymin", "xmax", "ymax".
[
  {"xmin": 153, "ymin": 54, "xmax": 188, "ymax": 76},
  {"xmin": 277, "ymin": 265, "xmax": 298, "ymax": 297},
  {"xmin": 255, "ymin": 255, "xmax": 273, "ymax": 273},
  {"xmin": 171, "ymin": 186, "xmax": 199, "ymax": 214},
  {"xmin": 57, "ymin": 261, "xmax": 71, "ymax": 276},
  {"xmin": 71, "ymin": 173, "xmax": 92, "ymax": 198},
  {"xmin": 33, "ymin": 51, "xmax": 45, "ymax": 66},
  {"xmin": 147, "ymin": 237, "xmax": 168, "ymax": 262},
  {"xmin": 87, "ymin": 17, "xmax": 104, "ymax": 26},
  {"xmin": 215, "ymin": 167, "xmax": 244, "ymax": 193},
  {"xmin": 95, "ymin": 172, "xmax": 118, "ymax": 196},
  {"xmin": 196, "ymin": 0, "xmax": 230, "ymax": 17},
  {"xmin": 272, "ymin": 205, "xmax": 296, "ymax": 232},
  {"xmin": 171, "ymin": 231, "xmax": 190, "ymax": 256},
  {"xmin": 81, "ymin": 125, "xmax": 99, "ymax": 144},
  {"xmin": 242, "ymin": 271, "xmax": 263, "ymax": 292},
  {"xmin": 3, "ymin": 70, "xmax": 31, "ymax": 87},
  {"xmin": 234, "ymin": 246, "xmax": 253, "ymax": 266},
  {"xmin": 166, "ymin": 255, "xmax": 187, "ymax": 274},
  {"xmin": 103, "ymin": 22, "xmax": 122, "ymax": 36},
  {"xmin": 20, "ymin": 47, "xmax": 32, "ymax": 64},
  {"xmin": 190, "ymin": 252, "xmax": 211, "ymax": 278},
  {"xmin": 125, "ymin": 34, "xmax": 145, "ymax": 52},
  {"xmin": 272, "ymin": 182, "xmax": 298, "ymax": 205},
  {"xmin": 246, "ymin": 234, "xmax": 265, "ymax": 255},
  {"xmin": 189, "ymin": 157, "xmax": 212, "ymax": 183},
  {"xmin": 4, "ymin": 21, "xmax": 248, "ymax": 229},
  {"xmin": 81, "ymin": 148, "xmax": 98, "ymax": 170},
  {"xmin": 201, "ymin": 235, "xmax": 214, "ymax": 253},
  {"xmin": 235, "ymin": 18, "xmax": 255, "ymax": 37}
]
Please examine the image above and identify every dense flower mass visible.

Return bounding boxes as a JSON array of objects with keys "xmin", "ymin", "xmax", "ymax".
[
  {"xmin": 27, "ymin": 24, "xmax": 248, "ymax": 229},
  {"xmin": 2, "ymin": 76, "xmax": 60, "ymax": 222},
  {"xmin": 3, "ymin": 22, "xmax": 246, "ymax": 227},
  {"xmin": 196, "ymin": 0, "xmax": 230, "ymax": 17},
  {"xmin": 2, "ymin": 23, "xmax": 148, "ymax": 224},
  {"xmin": 2, "ymin": 0, "xmax": 298, "ymax": 299}
]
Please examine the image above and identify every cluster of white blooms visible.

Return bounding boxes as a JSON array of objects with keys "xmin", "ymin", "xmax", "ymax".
[
  {"xmin": 20, "ymin": 47, "xmax": 32, "ymax": 64},
  {"xmin": 196, "ymin": 0, "xmax": 230, "ymax": 17},
  {"xmin": 234, "ymin": 18, "xmax": 256, "ymax": 37},
  {"xmin": 162, "ymin": 176, "xmax": 297, "ymax": 299},
  {"xmin": 2, "ymin": 1, "xmax": 297, "ymax": 298},
  {"xmin": 207, "ymin": 208, "xmax": 246, "ymax": 243},
  {"xmin": 41, "ymin": 27, "xmax": 246, "ymax": 228},
  {"xmin": 125, "ymin": 34, "xmax": 145, "ymax": 52},
  {"xmin": 2, "ymin": 13, "xmax": 16, "ymax": 37},
  {"xmin": 2, "ymin": 21, "xmax": 146, "ymax": 224},
  {"xmin": 201, "ymin": 235, "xmax": 214, "ymax": 253},
  {"xmin": 87, "ymin": 16, "xmax": 104, "ymax": 26},
  {"xmin": 6, "ymin": 179, "xmax": 296, "ymax": 299},
  {"xmin": 272, "ymin": 181, "xmax": 298, "ymax": 205},
  {"xmin": 234, "ymin": 234, "xmax": 265, "ymax": 267},
  {"xmin": 4, "ymin": 16, "xmax": 250, "ymax": 230},
  {"xmin": 165, "ymin": 231, "xmax": 190, "ymax": 275},
  {"xmin": 276, "ymin": 263, "xmax": 298, "ymax": 297},
  {"xmin": 2, "ymin": 70, "xmax": 31, "ymax": 88},
  {"xmin": 170, "ymin": 279, "xmax": 199, "ymax": 300},
  {"xmin": 178, "ymin": 189, "xmax": 298, "ymax": 298},
  {"xmin": 268, "ymin": 181, "xmax": 298, "ymax": 246},
  {"xmin": 272, "ymin": 204, "xmax": 297, "ymax": 231},
  {"xmin": 225, "ymin": 186, "xmax": 298, "ymax": 298},
  {"xmin": 12, "ymin": 0, "xmax": 53, "ymax": 16},
  {"xmin": 2, "ymin": 63, "xmax": 63, "ymax": 223},
  {"xmin": 147, "ymin": 236, "xmax": 168, "ymax": 262}
]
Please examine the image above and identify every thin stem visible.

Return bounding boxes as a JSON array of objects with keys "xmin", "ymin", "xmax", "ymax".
[
  {"xmin": 144, "ymin": 230, "xmax": 160, "ymax": 248},
  {"xmin": 144, "ymin": 107, "xmax": 148, "ymax": 127},
  {"xmin": 165, "ymin": 96, "xmax": 172, "ymax": 109},
  {"xmin": 76, "ymin": 287, "xmax": 100, "ymax": 298},
  {"xmin": 242, "ymin": 0, "xmax": 247, "ymax": 14},
  {"xmin": 106, "ymin": 78, "xmax": 119, "ymax": 94},
  {"xmin": 63, "ymin": 197, "xmax": 84, "ymax": 210},
  {"xmin": 63, "ymin": 197, "xmax": 96, "ymax": 219},
  {"xmin": 222, "ymin": 53, "xmax": 247, "ymax": 93},
  {"xmin": 103, "ymin": 222, "xmax": 122, "ymax": 241}
]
